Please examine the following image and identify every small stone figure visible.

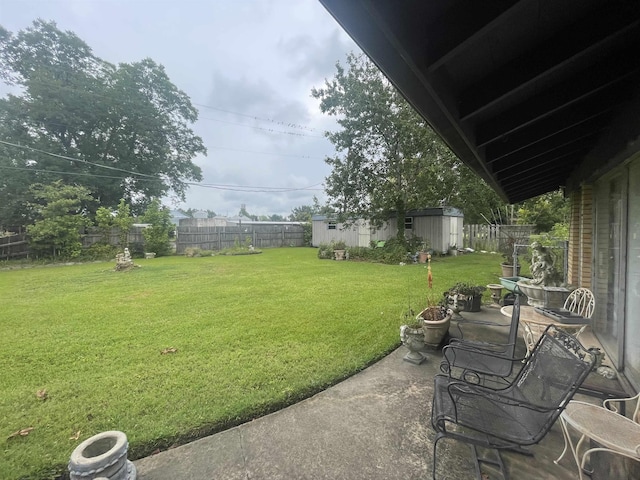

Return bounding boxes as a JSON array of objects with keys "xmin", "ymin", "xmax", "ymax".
[
  {"xmin": 115, "ymin": 247, "xmax": 135, "ymax": 271},
  {"xmin": 529, "ymin": 242, "xmax": 562, "ymax": 286}
]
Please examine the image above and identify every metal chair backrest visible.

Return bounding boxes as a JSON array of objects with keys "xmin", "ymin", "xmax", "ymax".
[
  {"xmin": 506, "ymin": 294, "xmax": 521, "ymax": 348},
  {"xmin": 563, "ymin": 287, "xmax": 595, "ymax": 318},
  {"xmin": 512, "ymin": 325, "xmax": 595, "ymax": 415}
]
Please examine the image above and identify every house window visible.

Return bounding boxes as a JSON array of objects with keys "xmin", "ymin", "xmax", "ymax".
[
  {"xmin": 328, "ymin": 221, "xmax": 337, "ymax": 230},
  {"xmin": 404, "ymin": 217, "xmax": 413, "ymax": 230}
]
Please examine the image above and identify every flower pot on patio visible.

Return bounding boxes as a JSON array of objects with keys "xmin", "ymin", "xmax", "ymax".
[
  {"xmin": 459, "ymin": 294, "xmax": 482, "ymax": 312},
  {"xmin": 417, "ymin": 307, "xmax": 451, "ymax": 349},
  {"xmin": 500, "ymin": 263, "xmax": 521, "ymax": 277},
  {"xmin": 68, "ymin": 430, "xmax": 136, "ymax": 480},
  {"xmin": 487, "ymin": 284, "xmax": 504, "ymax": 306},
  {"xmin": 400, "ymin": 325, "xmax": 426, "ymax": 364},
  {"xmin": 516, "ymin": 280, "xmax": 573, "ymax": 308}
]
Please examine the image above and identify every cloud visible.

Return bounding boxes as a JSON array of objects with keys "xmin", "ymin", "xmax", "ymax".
[{"xmin": 279, "ymin": 29, "xmax": 350, "ymax": 81}]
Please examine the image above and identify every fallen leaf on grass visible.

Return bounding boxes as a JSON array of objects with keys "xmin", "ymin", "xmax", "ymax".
[
  {"xmin": 8, "ymin": 427, "xmax": 34, "ymax": 439},
  {"xmin": 161, "ymin": 347, "xmax": 178, "ymax": 355},
  {"xmin": 70, "ymin": 430, "xmax": 82, "ymax": 440},
  {"xmin": 36, "ymin": 389, "xmax": 48, "ymax": 401}
]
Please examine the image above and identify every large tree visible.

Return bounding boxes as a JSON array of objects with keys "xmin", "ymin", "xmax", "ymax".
[
  {"xmin": 312, "ymin": 53, "xmax": 502, "ymax": 236},
  {"xmin": 0, "ymin": 20, "xmax": 206, "ymax": 224}
]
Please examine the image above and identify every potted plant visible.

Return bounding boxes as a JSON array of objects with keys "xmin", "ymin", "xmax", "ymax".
[
  {"xmin": 417, "ymin": 240, "xmax": 430, "ymax": 263},
  {"xmin": 400, "ymin": 311, "xmax": 426, "ymax": 364},
  {"xmin": 332, "ymin": 240, "xmax": 347, "ymax": 260},
  {"xmin": 499, "ymin": 234, "xmax": 521, "ymax": 277},
  {"xmin": 416, "ymin": 301, "xmax": 451, "ymax": 349},
  {"xmin": 444, "ymin": 282, "xmax": 486, "ymax": 312}
]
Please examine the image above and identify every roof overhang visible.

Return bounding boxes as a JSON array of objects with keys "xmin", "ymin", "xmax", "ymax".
[{"xmin": 320, "ymin": 0, "xmax": 640, "ymax": 203}]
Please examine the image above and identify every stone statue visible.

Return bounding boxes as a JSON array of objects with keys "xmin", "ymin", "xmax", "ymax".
[
  {"xmin": 529, "ymin": 242, "xmax": 562, "ymax": 286},
  {"xmin": 115, "ymin": 247, "xmax": 135, "ymax": 271}
]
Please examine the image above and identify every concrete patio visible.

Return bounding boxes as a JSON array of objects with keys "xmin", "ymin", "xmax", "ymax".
[{"xmin": 134, "ymin": 305, "xmax": 624, "ymax": 480}]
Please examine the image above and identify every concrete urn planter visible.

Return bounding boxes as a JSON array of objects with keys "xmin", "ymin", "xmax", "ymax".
[
  {"xmin": 400, "ymin": 325, "xmax": 426, "ymax": 364},
  {"xmin": 516, "ymin": 281, "xmax": 573, "ymax": 308},
  {"xmin": 69, "ymin": 430, "xmax": 136, "ymax": 480}
]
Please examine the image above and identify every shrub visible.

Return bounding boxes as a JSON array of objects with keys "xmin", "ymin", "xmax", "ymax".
[
  {"xmin": 317, "ymin": 243, "xmax": 334, "ymax": 259},
  {"xmin": 346, "ymin": 246, "xmax": 372, "ymax": 261},
  {"xmin": 184, "ymin": 247, "xmax": 214, "ymax": 257},
  {"xmin": 82, "ymin": 242, "xmax": 118, "ymax": 261},
  {"xmin": 141, "ymin": 199, "xmax": 172, "ymax": 256}
]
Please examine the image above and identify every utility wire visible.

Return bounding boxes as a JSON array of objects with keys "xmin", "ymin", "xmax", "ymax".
[
  {"xmin": 0, "ymin": 164, "xmax": 324, "ymax": 192},
  {"xmin": 11, "ymin": 74, "xmax": 322, "ymax": 135},
  {"xmin": 0, "ymin": 139, "xmax": 159, "ymax": 179}
]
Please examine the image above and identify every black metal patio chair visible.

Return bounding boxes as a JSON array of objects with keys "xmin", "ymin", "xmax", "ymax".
[
  {"xmin": 431, "ymin": 324, "xmax": 596, "ymax": 480},
  {"xmin": 440, "ymin": 295, "xmax": 522, "ymax": 386}
]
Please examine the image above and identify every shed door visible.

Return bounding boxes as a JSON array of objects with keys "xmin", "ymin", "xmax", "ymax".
[{"xmin": 358, "ymin": 222, "xmax": 370, "ymax": 247}]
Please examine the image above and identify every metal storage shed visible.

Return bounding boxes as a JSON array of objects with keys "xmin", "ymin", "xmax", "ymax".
[{"xmin": 312, "ymin": 207, "xmax": 463, "ymax": 253}]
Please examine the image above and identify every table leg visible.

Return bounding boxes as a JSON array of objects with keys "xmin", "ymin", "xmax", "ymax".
[
  {"xmin": 555, "ymin": 417, "xmax": 570, "ymax": 464},
  {"xmin": 556, "ymin": 417, "xmax": 587, "ymax": 480}
]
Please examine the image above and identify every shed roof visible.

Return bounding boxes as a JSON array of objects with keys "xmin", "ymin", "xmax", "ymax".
[{"xmin": 312, "ymin": 207, "xmax": 462, "ymax": 222}]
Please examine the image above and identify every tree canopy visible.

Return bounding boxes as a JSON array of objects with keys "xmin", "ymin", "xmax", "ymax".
[
  {"xmin": 311, "ymin": 53, "xmax": 503, "ymax": 233},
  {"xmin": 0, "ymin": 20, "xmax": 206, "ymax": 225}
]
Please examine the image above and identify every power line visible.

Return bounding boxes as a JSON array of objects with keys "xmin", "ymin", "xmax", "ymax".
[
  {"xmin": 208, "ymin": 145, "xmax": 325, "ymax": 160},
  {"xmin": 193, "ymin": 103, "xmax": 320, "ymax": 133},
  {"xmin": 11, "ymin": 74, "xmax": 323, "ymax": 136},
  {"xmin": 198, "ymin": 115, "xmax": 324, "ymax": 138},
  {"xmin": 0, "ymin": 164, "xmax": 151, "ymax": 181},
  {"xmin": 0, "ymin": 140, "xmax": 159, "ymax": 179},
  {"xmin": 0, "ymin": 162, "xmax": 324, "ymax": 193}
]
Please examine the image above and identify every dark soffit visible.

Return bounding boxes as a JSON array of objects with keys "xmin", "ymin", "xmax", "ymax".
[{"xmin": 320, "ymin": 0, "xmax": 640, "ymax": 203}]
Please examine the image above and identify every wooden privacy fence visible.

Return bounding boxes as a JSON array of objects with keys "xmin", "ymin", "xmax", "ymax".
[
  {"xmin": 175, "ymin": 224, "xmax": 305, "ymax": 253},
  {"xmin": 464, "ymin": 224, "xmax": 534, "ymax": 252},
  {"xmin": 0, "ymin": 224, "xmax": 305, "ymax": 259},
  {"xmin": 0, "ymin": 233, "xmax": 28, "ymax": 259},
  {"xmin": 81, "ymin": 227, "xmax": 146, "ymax": 248}
]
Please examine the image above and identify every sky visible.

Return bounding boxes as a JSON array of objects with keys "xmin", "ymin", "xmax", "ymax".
[{"xmin": 0, "ymin": 0, "xmax": 359, "ymax": 218}]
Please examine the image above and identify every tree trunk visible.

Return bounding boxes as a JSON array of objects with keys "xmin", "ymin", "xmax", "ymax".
[{"xmin": 396, "ymin": 199, "xmax": 406, "ymax": 243}]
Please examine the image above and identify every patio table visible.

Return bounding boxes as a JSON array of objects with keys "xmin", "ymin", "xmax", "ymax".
[
  {"xmin": 555, "ymin": 400, "xmax": 640, "ymax": 480},
  {"xmin": 500, "ymin": 305, "xmax": 589, "ymax": 354}
]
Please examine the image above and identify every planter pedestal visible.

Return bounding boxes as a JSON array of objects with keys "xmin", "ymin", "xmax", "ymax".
[
  {"xmin": 400, "ymin": 325, "xmax": 426, "ymax": 364},
  {"xmin": 69, "ymin": 431, "xmax": 136, "ymax": 480},
  {"xmin": 487, "ymin": 284, "xmax": 504, "ymax": 306}
]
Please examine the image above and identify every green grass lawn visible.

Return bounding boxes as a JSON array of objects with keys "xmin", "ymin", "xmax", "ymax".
[{"xmin": 0, "ymin": 248, "xmax": 503, "ymax": 479}]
